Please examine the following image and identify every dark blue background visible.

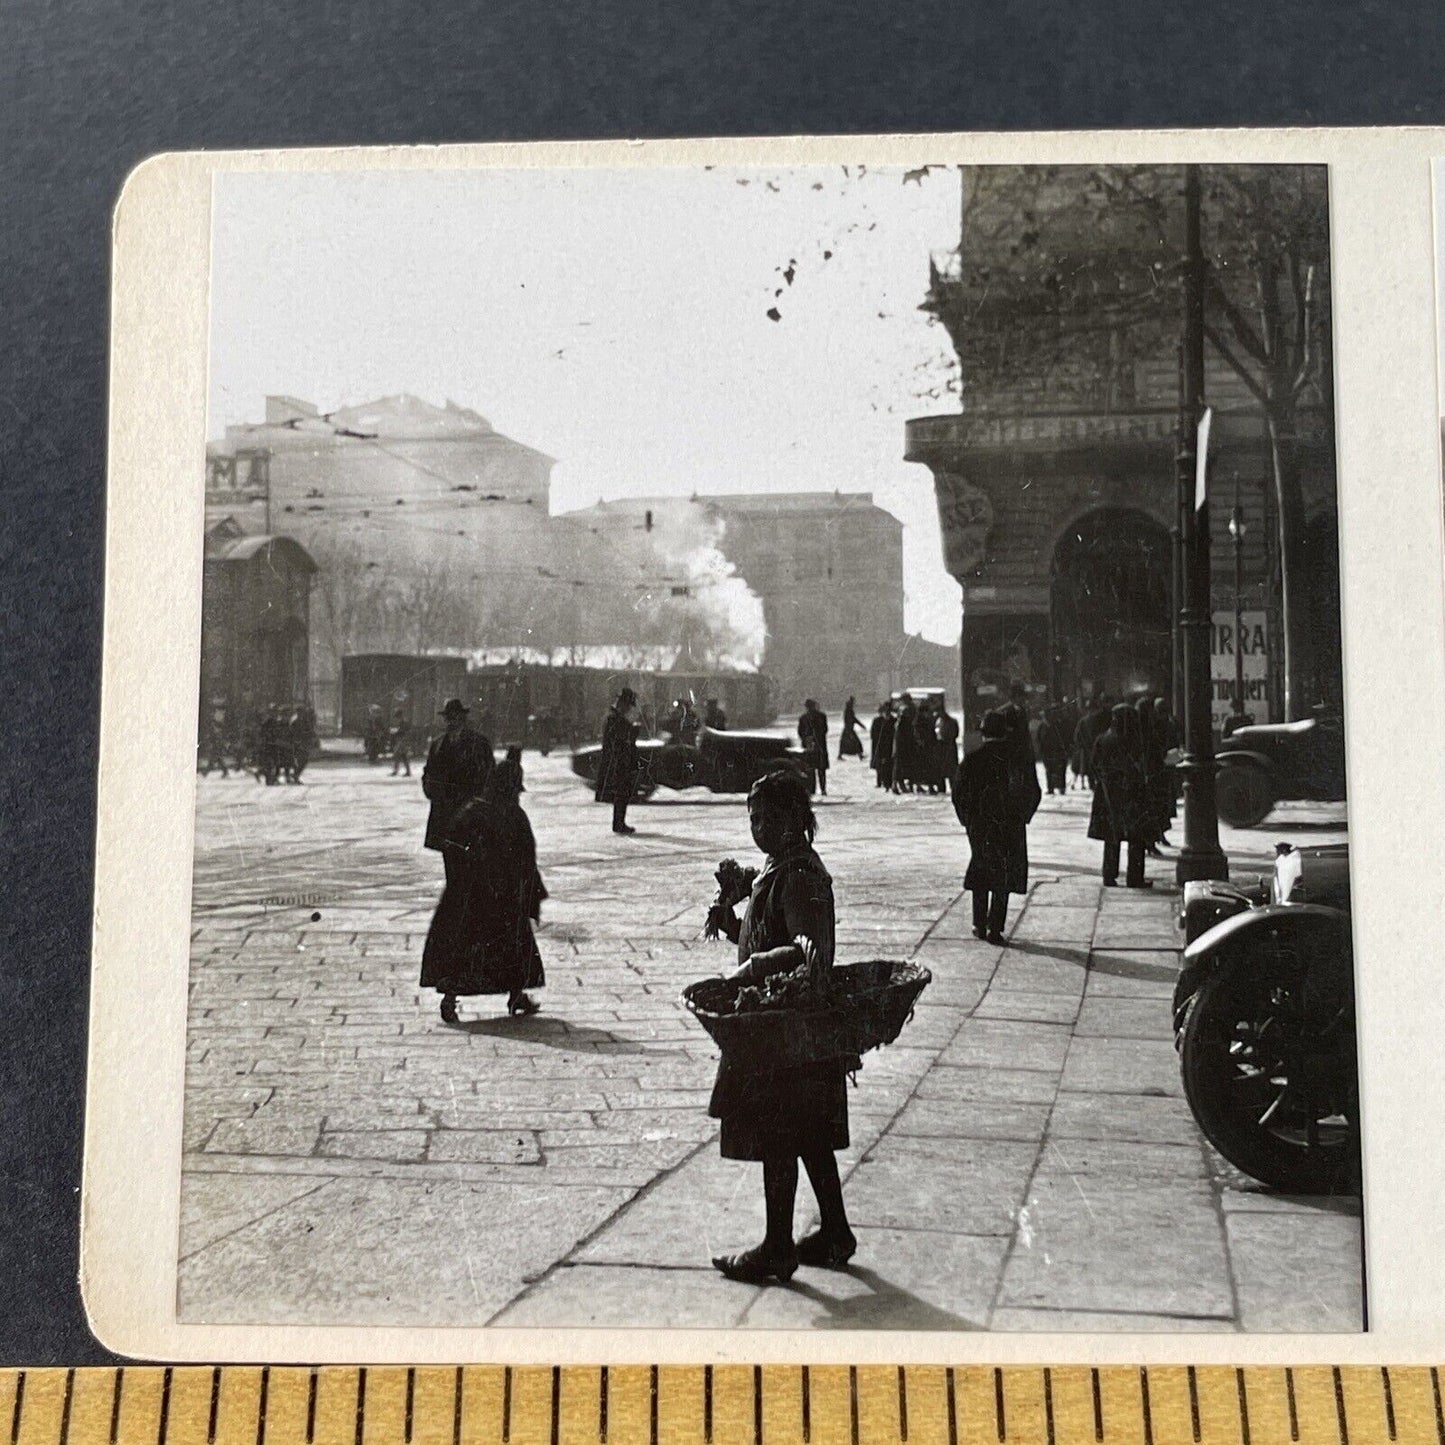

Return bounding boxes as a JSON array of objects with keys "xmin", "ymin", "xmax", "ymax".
[{"xmin": 2, "ymin": 0, "xmax": 1442, "ymax": 1363}]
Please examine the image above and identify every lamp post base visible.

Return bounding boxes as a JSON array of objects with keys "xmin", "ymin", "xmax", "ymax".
[{"xmin": 1176, "ymin": 845, "xmax": 1230, "ymax": 885}]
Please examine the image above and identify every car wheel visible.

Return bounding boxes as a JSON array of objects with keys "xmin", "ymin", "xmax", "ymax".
[
  {"xmin": 1216, "ymin": 763, "xmax": 1275, "ymax": 829},
  {"xmin": 1179, "ymin": 951, "xmax": 1358, "ymax": 1194}
]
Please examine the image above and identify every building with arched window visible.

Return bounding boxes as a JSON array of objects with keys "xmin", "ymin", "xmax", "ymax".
[{"xmin": 906, "ymin": 164, "xmax": 1342, "ymax": 731}]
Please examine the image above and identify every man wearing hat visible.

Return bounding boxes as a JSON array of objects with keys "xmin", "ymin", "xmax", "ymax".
[
  {"xmin": 596, "ymin": 687, "xmax": 641, "ymax": 834},
  {"xmin": 422, "ymin": 698, "xmax": 495, "ymax": 883}
]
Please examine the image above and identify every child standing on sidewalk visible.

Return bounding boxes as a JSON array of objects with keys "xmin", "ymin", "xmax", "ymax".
[{"xmin": 704, "ymin": 769, "xmax": 858, "ymax": 1282}]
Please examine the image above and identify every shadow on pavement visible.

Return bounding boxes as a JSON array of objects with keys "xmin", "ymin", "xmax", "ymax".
[
  {"xmin": 1087, "ymin": 953, "xmax": 1179, "ymax": 984},
  {"xmin": 456, "ymin": 1014, "xmax": 689, "ymax": 1057},
  {"xmin": 778, "ymin": 1265, "xmax": 985, "ymax": 1331}
]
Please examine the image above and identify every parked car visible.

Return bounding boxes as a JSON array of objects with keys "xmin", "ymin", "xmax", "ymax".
[
  {"xmin": 1174, "ymin": 842, "xmax": 1357, "ymax": 1194},
  {"xmin": 569, "ymin": 725, "xmax": 815, "ymax": 799},
  {"xmin": 1214, "ymin": 712, "xmax": 1347, "ymax": 828}
]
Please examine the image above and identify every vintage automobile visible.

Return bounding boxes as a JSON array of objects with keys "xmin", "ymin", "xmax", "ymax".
[
  {"xmin": 1214, "ymin": 712, "xmax": 1347, "ymax": 828},
  {"xmin": 1175, "ymin": 842, "xmax": 1357, "ymax": 1194},
  {"xmin": 569, "ymin": 725, "xmax": 815, "ymax": 799}
]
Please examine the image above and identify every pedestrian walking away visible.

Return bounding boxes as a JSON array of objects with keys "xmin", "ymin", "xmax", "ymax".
[
  {"xmin": 891, "ymin": 695, "xmax": 918, "ymax": 792},
  {"xmin": 390, "ymin": 709, "xmax": 413, "ymax": 777},
  {"xmin": 798, "ymin": 698, "xmax": 830, "ymax": 795},
  {"xmin": 421, "ymin": 751, "xmax": 545, "ymax": 1025},
  {"xmin": 839, "ymin": 696, "xmax": 864, "ymax": 759},
  {"xmin": 871, "ymin": 700, "xmax": 895, "ymax": 789},
  {"xmin": 1089, "ymin": 703, "xmax": 1152, "ymax": 888},
  {"xmin": 705, "ymin": 769, "xmax": 858, "ymax": 1283},
  {"xmin": 953, "ymin": 708, "xmax": 1041, "ymax": 942},
  {"xmin": 422, "ymin": 698, "xmax": 495, "ymax": 885},
  {"xmin": 596, "ymin": 687, "xmax": 642, "ymax": 834},
  {"xmin": 1037, "ymin": 705, "xmax": 1070, "ymax": 795},
  {"xmin": 934, "ymin": 702, "xmax": 960, "ymax": 794}
]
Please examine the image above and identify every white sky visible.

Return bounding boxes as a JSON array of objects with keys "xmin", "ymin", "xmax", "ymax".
[{"xmin": 209, "ymin": 166, "xmax": 965, "ymax": 643}]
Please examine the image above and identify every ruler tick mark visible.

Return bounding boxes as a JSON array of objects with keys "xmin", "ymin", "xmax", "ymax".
[
  {"xmin": 650, "ymin": 1365, "xmax": 659, "ymax": 1445},
  {"xmin": 452, "ymin": 1368, "xmax": 463, "ymax": 1445},
  {"xmin": 551, "ymin": 1367, "xmax": 561, "ymax": 1445},
  {"xmin": 599, "ymin": 1366, "xmax": 609, "ymax": 1444},
  {"xmin": 8, "ymin": 1371, "xmax": 21, "ymax": 1445},
  {"xmin": 158, "ymin": 1368, "xmax": 174, "ymax": 1445},
  {"xmin": 110, "ymin": 1369, "xmax": 125, "ymax": 1445},
  {"xmin": 849, "ymin": 1368, "xmax": 859, "ymax": 1445},
  {"xmin": 208, "ymin": 1365, "xmax": 221, "ymax": 1444},
  {"xmin": 306, "ymin": 1370, "xmax": 318, "ymax": 1443},
  {"xmin": 256, "ymin": 1368, "xmax": 270, "ymax": 1445},
  {"xmin": 946, "ymin": 1369, "xmax": 958, "ymax": 1445},
  {"xmin": 994, "ymin": 1368, "xmax": 1006, "ymax": 1442},
  {"xmin": 503, "ymin": 1367, "xmax": 513, "ymax": 1445},
  {"xmin": 1286, "ymin": 1369, "xmax": 1299, "ymax": 1443},
  {"xmin": 1432, "ymin": 1367, "xmax": 1444, "ymax": 1445},
  {"xmin": 704, "ymin": 1366, "xmax": 713, "ymax": 1445},
  {"xmin": 897, "ymin": 1366, "xmax": 907, "ymax": 1444},
  {"xmin": 1236, "ymin": 1369, "xmax": 1251, "ymax": 1445},
  {"xmin": 801, "ymin": 1366, "xmax": 811, "ymax": 1444},
  {"xmin": 1092, "ymin": 1368, "xmax": 1104, "ymax": 1443},
  {"xmin": 1044, "ymin": 1369, "xmax": 1055, "ymax": 1445},
  {"xmin": 1188, "ymin": 1367, "xmax": 1200, "ymax": 1444},
  {"xmin": 355, "ymin": 1367, "xmax": 367, "ymax": 1445},
  {"xmin": 1141, "ymin": 1369, "xmax": 1153, "ymax": 1445},
  {"xmin": 59, "ymin": 1369, "xmax": 75, "ymax": 1445},
  {"xmin": 405, "ymin": 1369, "xmax": 415, "ymax": 1445},
  {"xmin": 1382, "ymin": 1367, "xmax": 1397, "ymax": 1440},
  {"xmin": 1333, "ymin": 1367, "xmax": 1349, "ymax": 1445},
  {"xmin": 755, "ymin": 1367, "xmax": 763, "ymax": 1445}
]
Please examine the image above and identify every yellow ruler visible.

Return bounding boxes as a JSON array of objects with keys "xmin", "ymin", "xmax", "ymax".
[{"xmin": 1, "ymin": 1366, "xmax": 1439, "ymax": 1445}]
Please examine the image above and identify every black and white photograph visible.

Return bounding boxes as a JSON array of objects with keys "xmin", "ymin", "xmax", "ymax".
[{"xmin": 167, "ymin": 159, "xmax": 1361, "ymax": 1333}]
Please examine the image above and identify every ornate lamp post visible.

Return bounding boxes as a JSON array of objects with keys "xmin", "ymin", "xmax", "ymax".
[{"xmin": 1176, "ymin": 164, "xmax": 1230, "ymax": 884}]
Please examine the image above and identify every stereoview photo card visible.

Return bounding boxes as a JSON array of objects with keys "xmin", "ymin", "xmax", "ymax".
[{"xmin": 85, "ymin": 133, "xmax": 1445, "ymax": 1360}]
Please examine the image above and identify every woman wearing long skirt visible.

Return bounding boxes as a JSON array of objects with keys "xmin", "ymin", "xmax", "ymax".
[
  {"xmin": 421, "ymin": 754, "xmax": 546, "ymax": 1023},
  {"xmin": 705, "ymin": 769, "xmax": 858, "ymax": 1283}
]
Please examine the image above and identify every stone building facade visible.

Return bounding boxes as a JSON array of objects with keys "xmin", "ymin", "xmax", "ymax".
[{"xmin": 906, "ymin": 165, "xmax": 1342, "ymax": 730}]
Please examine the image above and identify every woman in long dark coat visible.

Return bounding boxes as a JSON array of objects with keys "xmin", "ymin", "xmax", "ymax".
[
  {"xmin": 954, "ymin": 709, "xmax": 1040, "ymax": 942},
  {"xmin": 839, "ymin": 696, "xmax": 864, "ymax": 758},
  {"xmin": 421, "ymin": 756, "xmax": 546, "ymax": 1023},
  {"xmin": 1089, "ymin": 704, "xmax": 1150, "ymax": 888},
  {"xmin": 705, "ymin": 769, "xmax": 857, "ymax": 1283}
]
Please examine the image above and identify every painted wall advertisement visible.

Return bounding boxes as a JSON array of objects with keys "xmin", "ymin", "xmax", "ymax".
[{"xmin": 1212, "ymin": 609, "xmax": 1270, "ymax": 730}]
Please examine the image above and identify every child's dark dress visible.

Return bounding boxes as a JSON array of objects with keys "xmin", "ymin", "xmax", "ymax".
[{"xmin": 707, "ymin": 846, "xmax": 858, "ymax": 1161}]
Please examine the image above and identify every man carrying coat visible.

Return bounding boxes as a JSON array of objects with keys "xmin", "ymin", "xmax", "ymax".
[
  {"xmin": 596, "ymin": 687, "xmax": 642, "ymax": 835},
  {"xmin": 422, "ymin": 698, "xmax": 495, "ymax": 884}
]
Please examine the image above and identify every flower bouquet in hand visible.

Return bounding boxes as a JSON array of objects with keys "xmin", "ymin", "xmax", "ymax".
[{"xmin": 704, "ymin": 857, "xmax": 757, "ymax": 940}]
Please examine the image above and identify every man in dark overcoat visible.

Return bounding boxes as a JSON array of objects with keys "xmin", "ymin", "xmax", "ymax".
[
  {"xmin": 935, "ymin": 704, "xmax": 960, "ymax": 794},
  {"xmin": 953, "ymin": 709, "xmax": 1037, "ymax": 942},
  {"xmin": 422, "ymin": 698, "xmax": 495, "ymax": 883},
  {"xmin": 596, "ymin": 687, "xmax": 641, "ymax": 835},
  {"xmin": 891, "ymin": 696, "xmax": 917, "ymax": 792},
  {"xmin": 870, "ymin": 701, "xmax": 893, "ymax": 788},
  {"xmin": 797, "ymin": 698, "xmax": 829, "ymax": 796},
  {"xmin": 1037, "ymin": 706, "xmax": 1071, "ymax": 796},
  {"xmin": 1088, "ymin": 703, "xmax": 1150, "ymax": 888}
]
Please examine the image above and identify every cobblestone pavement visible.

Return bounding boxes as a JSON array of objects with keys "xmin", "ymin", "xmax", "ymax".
[{"xmin": 179, "ymin": 746, "xmax": 1361, "ymax": 1332}]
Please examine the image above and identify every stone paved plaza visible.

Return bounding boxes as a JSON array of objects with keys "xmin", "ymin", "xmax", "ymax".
[{"xmin": 179, "ymin": 745, "xmax": 1361, "ymax": 1332}]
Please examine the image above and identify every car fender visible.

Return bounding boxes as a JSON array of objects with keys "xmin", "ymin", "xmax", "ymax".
[
  {"xmin": 1172, "ymin": 903, "xmax": 1353, "ymax": 1023},
  {"xmin": 1215, "ymin": 748, "xmax": 1275, "ymax": 774}
]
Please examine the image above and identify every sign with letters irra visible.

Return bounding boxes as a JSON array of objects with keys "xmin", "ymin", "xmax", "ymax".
[{"xmin": 1211, "ymin": 608, "xmax": 1270, "ymax": 728}]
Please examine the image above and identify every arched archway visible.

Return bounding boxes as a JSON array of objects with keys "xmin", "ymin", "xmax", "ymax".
[{"xmin": 1051, "ymin": 506, "xmax": 1171, "ymax": 702}]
